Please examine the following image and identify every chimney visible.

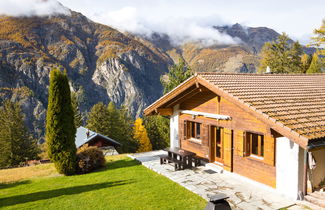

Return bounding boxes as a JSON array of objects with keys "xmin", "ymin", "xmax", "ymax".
[
  {"xmin": 86, "ymin": 130, "xmax": 90, "ymax": 138},
  {"xmin": 265, "ymin": 66, "xmax": 272, "ymax": 74}
]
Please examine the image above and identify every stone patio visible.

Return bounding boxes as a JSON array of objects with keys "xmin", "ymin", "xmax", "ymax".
[{"xmin": 129, "ymin": 150, "xmax": 306, "ymax": 210}]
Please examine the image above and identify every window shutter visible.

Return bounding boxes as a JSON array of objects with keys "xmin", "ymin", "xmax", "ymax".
[
  {"xmin": 244, "ymin": 132, "xmax": 250, "ymax": 157},
  {"xmin": 223, "ymin": 128, "xmax": 232, "ymax": 172},
  {"xmin": 183, "ymin": 120, "xmax": 187, "ymax": 140},
  {"xmin": 235, "ymin": 130, "xmax": 245, "ymax": 157},
  {"xmin": 264, "ymin": 135, "xmax": 275, "ymax": 166}
]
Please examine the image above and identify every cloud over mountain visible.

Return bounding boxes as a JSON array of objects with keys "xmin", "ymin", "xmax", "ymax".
[
  {"xmin": 92, "ymin": 7, "xmax": 239, "ymax": 46},
  {"xmin": 0, "ymin": 0, "xmax": 70, "ymax": 17}
]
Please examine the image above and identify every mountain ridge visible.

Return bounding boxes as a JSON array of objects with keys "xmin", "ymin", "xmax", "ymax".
[{"xmin": 0, "ymin": 10, "xmax": 311, "ymax": 139}]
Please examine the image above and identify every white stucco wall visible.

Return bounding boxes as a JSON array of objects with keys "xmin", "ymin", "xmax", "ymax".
[
  {"xmin": 170, "ymin": 104, "xmax": 180, "ymax": 148},
  {"xmin": 276, "ymin": 137, "xmax": 304, "ymax": 200},
  {"xmin": 311, "ymin": 149, "xmax": 325, "ymax": 188}
]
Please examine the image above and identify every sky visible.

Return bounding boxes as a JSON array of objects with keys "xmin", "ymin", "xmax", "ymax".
[{"xmin": 0, "ymin": 0, "xmax": 324, "ymax": 45}]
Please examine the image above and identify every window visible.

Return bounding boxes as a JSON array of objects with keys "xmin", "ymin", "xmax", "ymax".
[
  {"xmin": 184, "ymin": 121, "xmax": 201, "ymax": 139},
  {"xmin": 245, "ymin": 132, "xmax": 264, "ymax": 157}
]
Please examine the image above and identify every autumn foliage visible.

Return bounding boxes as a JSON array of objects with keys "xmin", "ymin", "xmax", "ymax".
[{"xmin": 133, "ymin": 118, "xmax": 152, "ymax": 152}]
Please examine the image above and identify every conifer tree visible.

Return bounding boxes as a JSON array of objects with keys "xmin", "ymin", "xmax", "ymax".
[
  {"xmin": 0, "ymin": 100, "xmax": 38, "ymax": 168},
  {"xmin": 306, "ymin": 53, "xmax": 322, "ymax": 73},
  {"xmin": 258, "ymin": 33, "xmax": 303, "ymax": 73},
  {"xmin": 86, "ymin": 102, "xmax": 110, "ymax": 135},
  {"xmin": 107, "ymin": 101, "xmax": 120, "ymax": 134},
  {"xmin": 46, "ymin": 68, "xmax": 76, "ymax": 175},
  {"xmin": 107, "ymin": 102, "xmax": 138, "ymax": 153},
  {"xmin": 118, "ymin": 106, "xmax": 138, "ymax": 153},
  {"xmin": 71, "ymin": 92, "xmax": 83, "ymax": 127},
  {"xmin": 144, "ymin": 115, "xmax": 170, "ymax": 150},
  {"xmin": 133, "ymin": 118, "xmax": 152, "ymax": 152},
  {"xmin": 161, "ymin": 59, "xmax": 193, "ymax": 94},
  {"xmin": 86, "ymin": 102, "xmax": 137, "ymax": 153}
]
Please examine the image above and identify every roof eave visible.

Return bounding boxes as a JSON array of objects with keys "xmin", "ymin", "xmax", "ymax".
[{"xmin": 144, "ymin": 75, "xmax": 198, "ymax": 116}]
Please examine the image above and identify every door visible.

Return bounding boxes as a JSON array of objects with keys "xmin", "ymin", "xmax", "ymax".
[{"xmin": 210, "ymin": 126, "xmax": 224, "ymax": 163}]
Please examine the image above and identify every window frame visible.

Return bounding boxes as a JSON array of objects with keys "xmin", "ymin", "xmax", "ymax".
[
  {"xmin": 184, "ymin": 120, "xmax": 202, "ymax": 140},
  {"xmin": 245, "ymin": 132, "xmax": 264, "ymax": 159}
]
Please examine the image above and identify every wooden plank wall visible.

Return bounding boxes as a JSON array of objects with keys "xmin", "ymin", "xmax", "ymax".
[{"xmin": 178, "ymin": 90, "xmax": 277, "ymax": 188}]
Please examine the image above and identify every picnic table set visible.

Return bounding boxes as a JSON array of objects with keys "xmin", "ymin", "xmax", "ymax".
[{"xmin": 160, "ymin": 147, "xmax": 201, "ymax": 170}]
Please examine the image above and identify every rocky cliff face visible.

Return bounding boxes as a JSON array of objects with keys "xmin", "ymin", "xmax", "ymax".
[{"xmin": 0, "ymin": 11, "xmax": 172, "ymax": 138}]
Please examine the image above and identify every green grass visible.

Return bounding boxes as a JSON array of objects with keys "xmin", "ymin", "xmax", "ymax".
[{"xmin": 0, "ymin": 155, "xmax": 206, "ymax": 210}]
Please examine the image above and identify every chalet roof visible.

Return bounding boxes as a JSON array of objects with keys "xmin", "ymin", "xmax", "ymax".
[
  {"xmin": 75, "ymin": 126, "xmax": 121, "ymax": 148},
  {"xmin": 144, "ymin": 72, "xmax": 325, "ymax": 149}
]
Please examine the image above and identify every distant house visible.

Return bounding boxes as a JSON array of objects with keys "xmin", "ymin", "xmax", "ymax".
[
  {"xmin": 75, "ymin": 127, "xmax": 121, "ymax": 154},
  {"xmin": 144, "ymin": 72, "xmax": 325, "ymax": 201}
]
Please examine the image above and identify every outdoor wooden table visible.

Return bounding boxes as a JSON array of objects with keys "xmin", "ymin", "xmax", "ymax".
[{"xmin": 163, "ymin": 147, "xmax": 196, "ymax": 169}]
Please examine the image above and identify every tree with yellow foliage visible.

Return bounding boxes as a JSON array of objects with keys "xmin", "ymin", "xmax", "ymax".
[
  {"xmin": 133, "ymin": 118, "xmax": 152, "ymax": 152},
  {"xmin": 310, "ymin": 19, "xmax": 325, "ymax": 55}
]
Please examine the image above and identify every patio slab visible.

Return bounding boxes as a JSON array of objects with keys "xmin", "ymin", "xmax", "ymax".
[{"xmin": 129, "ymin": 150, "xmax": 307, "ymax": 210}]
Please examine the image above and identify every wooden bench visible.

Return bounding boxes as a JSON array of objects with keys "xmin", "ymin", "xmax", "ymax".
[
  {"xmin": 191, "ymin": 155, "xmax": 201, "ymax": 167},
  {"xmin": 159, "ymin": 155, "xmax": 184, "ymax": 170}
]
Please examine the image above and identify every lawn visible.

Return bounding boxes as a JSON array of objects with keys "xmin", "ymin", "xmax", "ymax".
[{"xmin": 0, "ymin": 155, "xmax": 206, "ymax": 210}]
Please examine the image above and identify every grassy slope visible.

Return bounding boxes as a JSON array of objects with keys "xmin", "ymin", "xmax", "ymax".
[{"xmin": 0, "ymin": 155, "xmax": 206, "ymax": 210}]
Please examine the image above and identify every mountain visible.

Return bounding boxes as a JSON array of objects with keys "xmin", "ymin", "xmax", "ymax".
[
  {"xmin": 0, "ymin": 11, "xmax": 172, "ymax": 138},
  {"xmin": 0, "ymin": 10, "xmax": 308, "ymax": 139},
  {"xmin": 141, "ymin": 23, "xmax": 282, "ymax": 73}
]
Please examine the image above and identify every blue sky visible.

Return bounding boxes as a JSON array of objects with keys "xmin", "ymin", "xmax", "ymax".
[{"xmin": 58, "ymin": 0, "xmax": 324, "ymax": 44}]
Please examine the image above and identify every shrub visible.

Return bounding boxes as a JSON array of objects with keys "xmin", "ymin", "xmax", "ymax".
[{"xmin": 76, "ymin": 146, "xmax": 106, "ymax": 174}]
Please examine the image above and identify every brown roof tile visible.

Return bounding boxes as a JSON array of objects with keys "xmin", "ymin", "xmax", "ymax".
[{"xmin": 197, "ymin": 72, "xmax": 325, "ymax": 141}]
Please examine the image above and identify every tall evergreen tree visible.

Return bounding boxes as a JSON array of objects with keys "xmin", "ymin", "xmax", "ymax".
[
  {"xmin": 71, "ymin": 92, "xmax": 83, "ymax": 127},
  {"xmin": 0, "ymin": 100, "xmax": 38, "ymax": 168},
  {"xmin": 86, "ymin": 102, "xmax": 110, "ymax": 135},
  {"xmin": 258, "ymin": 33, "xmax": 303, "ymax": 73},
  {"xmin": 116, "ymin": 106, "xmax": 138, "ymax": 153},
  {"xmin": 86, "ymin": 102, "xmax": 137, "ymax": 153},
  {"xmin": 107, "ymin": 101, "xmax": 120, "ymax": 135},
  {"xmin": 161, "ymin": 59, "xmax": 193, "ymax": 94},
  {"xmin": 144, "ymin": 115, "xmax": 170, "ymax": 150},
  {"xmin": 306, "ymin": 53, "xmax": 322, "ymax": 73},
  {"xmin": 46, "ymin": 68, "xmax": 76, "ymax": 175},
  {"xmin": 133, "ymin": 118, "xmax": 152, "ymax": 152}
]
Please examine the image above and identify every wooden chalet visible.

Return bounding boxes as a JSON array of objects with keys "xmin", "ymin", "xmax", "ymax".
[
  {"xmin": 75, "ymin": 126, "xmax": 121, "ymax": 149},
  {"xmin": 144, "ymin": 72, "xmax": 325, "ymax": 201}
]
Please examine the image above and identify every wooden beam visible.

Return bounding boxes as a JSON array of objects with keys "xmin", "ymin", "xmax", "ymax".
[
  {"xmin": 157, "ymin": 108, "xmax": 173, "ymax": 116},
  {"xmin": 165, "ymin": 86, "xmax": 210, "ymax": 108},
  {"xmin": 165, "ymin": 87, "xmax": 200, "ymax": 107}
]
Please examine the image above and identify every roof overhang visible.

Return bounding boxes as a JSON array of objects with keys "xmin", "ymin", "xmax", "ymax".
[
  {"xmin": 181, "ymin": 110, "xmax": 231, "ymax": 120},
  {"xmin": 144, "ymin": 74, "xmax": 313, "ymax": 149},
  {"xmin": 144, "ymin": 75, "xmax": 200, "ymax": 116},
  {"xmin": 307, "ymin": 138, "xmax": 325, "ymax": 151}
]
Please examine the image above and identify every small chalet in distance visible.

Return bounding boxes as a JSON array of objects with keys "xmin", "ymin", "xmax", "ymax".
[
  {"xmin": 75, "ymin": 127, "xmax": 121, "ymax": 154},
  {"xmin": 144, "ymin": 72, "xmax": 325, "ymax": 201}
]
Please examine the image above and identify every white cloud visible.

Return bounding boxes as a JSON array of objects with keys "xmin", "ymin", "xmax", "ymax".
[
  {"xmin": 0, "ymin": 0, "xmax": 70, "ymax": 17},
  {"xmin": 93, "ymin": 7, "xmax": 239, "ymax": 46}
]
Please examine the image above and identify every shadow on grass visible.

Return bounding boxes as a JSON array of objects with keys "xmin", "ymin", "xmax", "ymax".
[
  {"xmin": 0, "ymin": 179, "xmax": 134, "ymax": 207},
  {"xmin": 105, "ymin": 159, "xmax": 139, "ymax": 170},
  {"xmin": 0, "ymin": 180, "xmax": 31, "ymax": 190}
]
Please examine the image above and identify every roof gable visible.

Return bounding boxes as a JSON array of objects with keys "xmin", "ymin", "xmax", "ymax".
[{"xmin": 75, "ymin": 126, "xmax": 121, "ymax": 148}]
